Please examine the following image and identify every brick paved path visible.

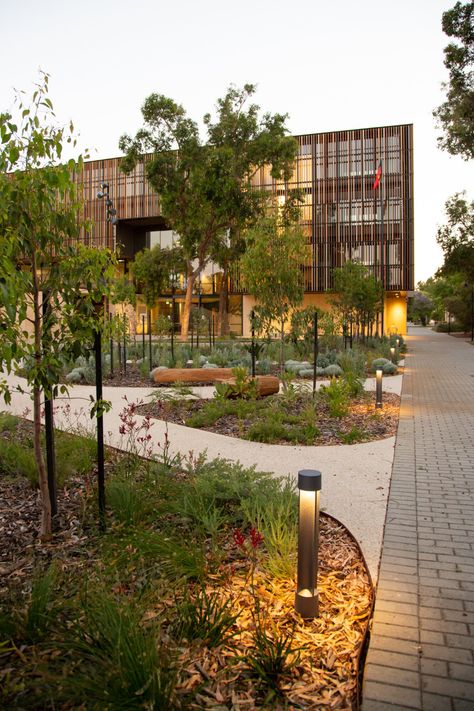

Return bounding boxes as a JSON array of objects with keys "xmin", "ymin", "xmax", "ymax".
[{"xmin": 363, "ymin": 327, "xmax": 474, "ymax": 710}]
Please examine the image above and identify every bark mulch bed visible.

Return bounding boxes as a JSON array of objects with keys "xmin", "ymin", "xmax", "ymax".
[
  {"xmin": 0, "ymin": 470, "xmax": 373, "ymax": 710},
  {"xmin": 137, "ymin": 392, "xmax": 401, "ymax": 446}
]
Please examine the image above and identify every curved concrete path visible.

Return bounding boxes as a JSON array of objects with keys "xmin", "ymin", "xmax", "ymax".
[
  {"xmin": 1, "ymin": 371, "xmax": 401, "ymax": 580},
  {"xmin": 363, "ymin": 327, "xmax": 474, "ymax": 710}
]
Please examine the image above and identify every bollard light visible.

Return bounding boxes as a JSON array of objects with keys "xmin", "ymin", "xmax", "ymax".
[
  {"xmin": 395, "ymin": 337, "xmax": 400, "ymax": 349},
  {"xmin": 375, "ymin": 368, "xmax": 383, "ymax": 408},
  {"xmin": 390, "ymin": 346, "xmax": 395, "ymax": 363},
  {"xmin": 295, "ymin": 469, "xmax": 321, "ymax": 618}
]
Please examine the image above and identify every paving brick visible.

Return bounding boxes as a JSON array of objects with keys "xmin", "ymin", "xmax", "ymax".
[
  {"xmin": 421, "ymin": 692, "xmax": 455, "ymax": 711},
  {"xmin": 365, "ymin": 664, "xmax": 420, "ymax": 689},
  {"xmin": 422, "ymin": 675, "xmax": 474, "ymax": 701},
  {"xmin": 365, "ymin": 649, "xmax": 419, "ymax": 672},
  {"xmin": 363, "ymin": 680, "xmax": 422, "ymax": 709},
  {"xmin": 420, "ymin": 658, "xmax": 448, "ymax": 677},
  {"xmin": 449, "ymin": 662, "xmax": 474, "ymax": 682}
]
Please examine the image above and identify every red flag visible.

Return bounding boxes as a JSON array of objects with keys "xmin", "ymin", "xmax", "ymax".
[{"xmin": 373, "ymin": 161, "xmax": 382, "ymax": 190}]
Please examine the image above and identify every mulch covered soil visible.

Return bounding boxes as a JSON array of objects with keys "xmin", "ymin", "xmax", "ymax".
[{"xmin": 0, "ymin": 473, "xmax": 373, "ymax": 709}]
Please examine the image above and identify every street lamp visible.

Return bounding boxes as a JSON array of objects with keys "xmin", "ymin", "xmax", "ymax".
[{"xmin": 295, "ymin": 469, "xmax": 322, "ymax": 619}]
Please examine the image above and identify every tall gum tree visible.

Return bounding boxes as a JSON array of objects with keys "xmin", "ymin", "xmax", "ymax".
[
  {"xmin": 0, "ymin": 74, "xmax": 115, "ymax": 538},
  {"xmin": 119, "ymin": 85, "xmax": 298, "ymax": 337},
  {"xmin": 433, "ymin": 1, "xmax": 474, "ymax": 160}
]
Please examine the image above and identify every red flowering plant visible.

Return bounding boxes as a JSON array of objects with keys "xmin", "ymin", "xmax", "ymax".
[
  {"xmin": 231, "ymin": 525, "xmax": 265, "ymax": 595},
  {"xmin": 118, "ymin": 395, "xmax": 154, "ymax": 459}
]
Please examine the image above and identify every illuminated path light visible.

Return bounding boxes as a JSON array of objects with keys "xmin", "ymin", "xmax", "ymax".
[{"xmin": 295, "ymin": 469, "xmax": 322, "ymax": 619}]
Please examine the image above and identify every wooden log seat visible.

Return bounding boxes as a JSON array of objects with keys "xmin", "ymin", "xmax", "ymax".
[
  {"xmin": 151, "ymin": 368, "xmax": 280, "ymax": 396},
  {"xmin": 152, "ymin": 367, "xmax": 234, "ymax": 384}
]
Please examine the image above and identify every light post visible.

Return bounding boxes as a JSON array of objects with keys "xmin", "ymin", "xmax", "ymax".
[
  {"xmin": 295, "ymin": 469, "xmax": 321, "ymax": 619},
  {"xmin": 390, "ymin": 346, "xmax": 396, "ymax": 363},
  {"xmin": 375, "ymin": 368, "xmax": 383, "ymax": 409}
]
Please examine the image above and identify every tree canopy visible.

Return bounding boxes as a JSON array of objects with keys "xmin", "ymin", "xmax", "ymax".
[
  {"xmin": 437, "ymin": 192, "xmax": 474, "ymax": 282},
  {"xmin": 240, "ymin": 200, "xmax": 309, "ymax": 368},
  {"xmin": 330, "ymin": 260, "xmax": 383, "ymax": 337},
  {"xmin": 119, "ymin": 84, "xmax": 298, "ymax": 336},
  {"xmin": 433, "ymin": 1, "xmax": 474, "ymax": 160}
]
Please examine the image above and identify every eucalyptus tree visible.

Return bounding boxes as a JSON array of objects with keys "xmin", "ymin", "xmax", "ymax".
[
  {"xmin": 433, "ymin": 1, "xmax": 474, "ymax": 160},
  {"xmin": 0, "ymin": 74, "xmax": 115, "ymax": 538},
  {"xmin": 240, "ymin": 199, "xmax": 309, "ymax": 370},
  {"xmin": 119, "ymin": 84, "xmax": 297, "ymax": 337}
]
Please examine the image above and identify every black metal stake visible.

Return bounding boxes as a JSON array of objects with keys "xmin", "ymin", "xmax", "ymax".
[
  {"xmin": 109, "ymin": 312, "xmax": 114, "ymax": 376},
  {"xmin": 123, "ymin": 313, "xmax": 127, "ymax": 375},
  {"xmin": 42, "ymin": 293, "xmax": 57, "ymax": 521},
  {"xmin": 251, "ymin": 309, "xmax": 256, "ymax": 378},
  {"xmin": 148, "ymin": 310, "xmax": 152, "ymax": 367},
  {"xmin": 94, "ymin": 329, "xmax": 106, "ymax": 531},
  {"xmin": 312, "ymin": 311, "xmax": 318, "ymax": 397},
  {"xmin": 209, "ymin": 312, "xmax": 212, "ymax": 350},
  {"xmin": 142, "ymin": 314, "xmax": 145, "ymax": 361}
]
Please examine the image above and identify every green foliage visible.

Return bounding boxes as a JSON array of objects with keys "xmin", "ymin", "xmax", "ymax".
[
  {"xmin": 437, "ymin": 193, "xmax": 474, "ymax": 284},
  {"xmin": 433, "ymin": 1, "xmax": 474, "ymax": 160},
  {"xmin": 244, "ymin": 614, "xmax": 303, "ymax": 702},
  {"xmin": 0, "ymin": 73, "xmax": 117, "ymax": 536},
  {"xmin": 214, "ymin": 366, "xmax": 258, "ymax": 400},
  {"xmin": 241, "ymin": 476, "xmax": 297, "ymax": 579},
  {"xmin": 172, "ymin": 587, "xmax": 239, "ymax": 647},
  {"xmin": 107, "ymin": 477, "xmax": 156, "ymax": 527},
  {"xmin": 132, "ymin": 245, "xmax": 186, "ymax": 308},
  {"xmin": 0, "ymin": 438, "xmax": 37, "ymax": 484},
  {"xmin": 319, "ymin": 378, "xmax": 350, "ymax": 418},
  {"xmin": 240, "ymin": 201, "xmax": 310, "ymax": 369},
  {"xmin": 371, "ymin": 357, "xmax": 390, "ymax": 371},
  {"xmin": 0, "ymin": 412, "xmax": 19, "ymax": 432},
  {"xmin": 383, "ymin": 362, "xmax": 398, "ymax": 375},
  {"xmin": 330, "ymin": 260, "xmax": 383, "ymax": 337},
  {"xmin": 24, "ymin": 564, "xmax": 59, "ymax": 643},
  {"xmin": 340, "ymin": 427, "xmax": 367, "ymax": 444},
  {"xmin": 120, "ymin": 84, "xmax": 298, "ymax": 336},
  {"xmin": 247, "ymin": 417, "xmax": 288, "ymax": 443},
  {"xmin": 337, "ymin": 349, "xmax": 366, "ymax": 396},
  {"xmin": 408, "ymin": 290, "xmax": 435, "ymax": 325},
  {"xmin": 65, "ymin": 593, "xmax": 178, "ymax": 709}
]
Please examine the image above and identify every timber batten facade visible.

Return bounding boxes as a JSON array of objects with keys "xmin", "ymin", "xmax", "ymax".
[{"xmin": 75, "ymin": 123, "xmax": 414, "ymax": 335}]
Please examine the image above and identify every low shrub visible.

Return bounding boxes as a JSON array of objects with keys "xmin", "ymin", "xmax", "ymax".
[{"xmin": 319, "ymin": 378, "xmax": 350, "ymax": 418}]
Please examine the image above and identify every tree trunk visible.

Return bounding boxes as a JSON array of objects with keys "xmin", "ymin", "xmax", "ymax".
[
  {"xmin": 32, "ymin": 258, "xmax": 51, "ymax": 539},
  {"xmin": 34, "ymin": 386, "xmax": 52, "ymax": 539},
  {"xmin": 218, "ymin": 265, "xmax": 230, "ymax": 336},
  {"xmin": 180, "ymin": 269, "xmax": 195, "ymax": 340}
]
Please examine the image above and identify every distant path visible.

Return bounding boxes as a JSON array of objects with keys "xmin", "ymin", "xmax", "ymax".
[{"xmin": 363, "ymin": 327, "xmax": 474, "ymax": 709}]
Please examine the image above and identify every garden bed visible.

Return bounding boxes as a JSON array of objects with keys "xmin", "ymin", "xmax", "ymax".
[
  {"xmin": 0, "ymin": 415, "xmax": 373, "ymax": 709},
  {"xmin": 138, "ymin": 390, "xmax": 401, "ymax": 446}
]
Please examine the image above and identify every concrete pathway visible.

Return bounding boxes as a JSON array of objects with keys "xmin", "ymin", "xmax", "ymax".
[
  {"xmin": 363, "ymin": 327, "xmax": 474, "ymax": 710},
  {"xmin": 1, "ymin": 372, "xmax": 402, "ymax": 581}
]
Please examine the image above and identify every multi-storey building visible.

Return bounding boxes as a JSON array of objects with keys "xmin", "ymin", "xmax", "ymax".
[{"xmin": 76, "ymin": 123, "xmax": 414, "ymax": 336}]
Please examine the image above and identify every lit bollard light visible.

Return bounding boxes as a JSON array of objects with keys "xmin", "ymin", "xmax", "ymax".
[
  {"xmin": 375, "ymin": 368, "xmax": 383, "ymax": 409},
  {"xmin": 295, "ymin": 469, "xmax": 321, "ymax": 618},
  {"xmin": 390, "ymin": 346, "xmax": 396, "ymax": 363}
]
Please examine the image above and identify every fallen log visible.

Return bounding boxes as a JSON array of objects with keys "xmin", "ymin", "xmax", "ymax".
[
  {"xmin": 151, "ymin": 368, "xmax": 280, "ymax": 396},
  {"xmin": 152, "ymin": 367, "xmax": 234, "ymax": 384}
]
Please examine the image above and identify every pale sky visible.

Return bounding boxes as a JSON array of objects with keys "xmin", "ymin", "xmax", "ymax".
[{"xmin": 1, "ymin": 0, "xmax": 472, "ymax": 284}]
